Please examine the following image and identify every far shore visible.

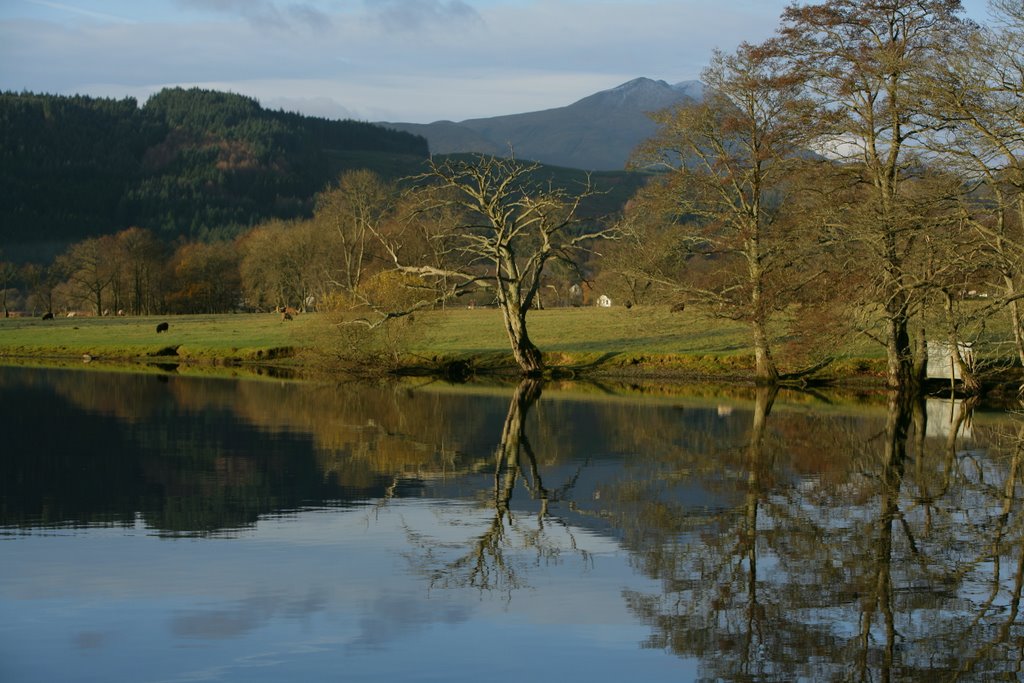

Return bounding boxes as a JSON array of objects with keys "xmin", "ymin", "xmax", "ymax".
[{"xmin": 0, "ymin": 308, "xmax": 1018, "ymax": 399}]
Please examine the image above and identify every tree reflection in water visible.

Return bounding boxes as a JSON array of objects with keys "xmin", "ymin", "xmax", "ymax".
[
  {"xmin": 617, "ymin": 388, "xmax": 1024, "ymax": 681},
  {"xmin": 404, "ymin": 379, "xmax": 590, "ymax": 598},
  {"xmin": 391, "ymin": 378, "xmax": 1023, "ymax": 679}
]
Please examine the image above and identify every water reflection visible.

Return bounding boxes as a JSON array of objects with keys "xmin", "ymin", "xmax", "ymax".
[
  {"xmin": 616, "ymin": 388, "xmax": 1023, "ymax": 681},
  {"xmin": 404, "ymin": 379, "xmax": 594, "ymax": 596},
  {"xmin": 1, "ymin": 366, "xmax": 1022, "ymax": 681}
]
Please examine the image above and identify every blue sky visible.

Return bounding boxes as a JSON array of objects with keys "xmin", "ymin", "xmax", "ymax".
[{"xmin": 0, "ymin": 0, "xmax": 994, "ymax": 123}]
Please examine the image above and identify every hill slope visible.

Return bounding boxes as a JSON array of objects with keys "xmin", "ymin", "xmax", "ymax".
[
  {"xmin": 0, "ymin": 88, "xmax": 429, "ymax": 247},
  {"xmin": 383, "ymin": 78, "xmax": 703, "ymax": 171}
]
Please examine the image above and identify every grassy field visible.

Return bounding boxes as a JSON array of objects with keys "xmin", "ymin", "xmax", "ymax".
[
  {"xmin": 0, "ymin": 305, "xmax": 891, "ymax": 379},
  {"xmin": 0, "ymin": 312, "xmax": 317, "ymax": 363},
  {"xmin": 410, "ymin": 306, "xmax": 753, "ymax": 355}
]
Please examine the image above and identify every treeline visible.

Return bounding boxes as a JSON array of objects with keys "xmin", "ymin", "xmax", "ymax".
[
  {"xmin": 594, "ymin": 0, "xmax": 1024, "ymax": 391},
  {"xmin": 0, "ymin": 87, "xmax": 428, "ymax": 246},
  {"xmin": 0, "ymin": 163, "xmax": 632, "ymax": 319}
]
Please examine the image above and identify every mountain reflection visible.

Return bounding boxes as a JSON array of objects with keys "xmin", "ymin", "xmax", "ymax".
[{"xmin": 1, "ymin": 366, "xmax": 1021, "ymax": 680}]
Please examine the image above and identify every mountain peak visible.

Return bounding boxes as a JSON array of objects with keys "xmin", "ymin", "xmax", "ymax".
[
  {"xmin": 569, "ymin": 77, "xmax": 700, "ymax": 115},
  {"xmin": 608, "ymin": 77, "xmax": 671, "ymax": 92},
  {"xmin": 383, "ymin": 77, "xmax": 704, "ymax": 171}
]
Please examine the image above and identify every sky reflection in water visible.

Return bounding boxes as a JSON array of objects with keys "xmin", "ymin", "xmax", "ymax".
[
  {"xmin": 0, "ymin": 366, "xmax": 1021, "ymax": 682},
  {"xmin": 2, "ymin": 503, "xmax": 689, "ymax": 683}
]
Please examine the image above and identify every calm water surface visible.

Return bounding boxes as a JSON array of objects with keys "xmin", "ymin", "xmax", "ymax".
[{"xmin": 0, "ymin": 366, "xmax": 1021, "ymax": 682}]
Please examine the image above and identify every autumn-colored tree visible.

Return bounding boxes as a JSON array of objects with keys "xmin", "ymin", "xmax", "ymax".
[
  {"xmin": 779, "ymin": 0, "xmax": 966, "ymax": 389},
  {"xmin": 167, "ymin": 240, "xmax": 241, "ymax": 313},
  {"xmin": 314, "ymin": 170, "xmax": 396, "ymax": 297},
  {"xmin": 630, "ymin": 41, "xmax": 816, "ymax": 382}
]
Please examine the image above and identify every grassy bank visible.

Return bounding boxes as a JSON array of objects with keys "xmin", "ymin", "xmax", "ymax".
[
  {"xmin": 0, "ymin": 313, "xmax": 315, "ymax": 364},
  {"xmin": 0, "ymin": 306, "xmax": 890, "ymax": 382},
  {"xmin": 399, "ymin": 305, "xmax": 880, "ymax": 379}
]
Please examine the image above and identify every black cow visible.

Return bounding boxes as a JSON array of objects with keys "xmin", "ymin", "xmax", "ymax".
[
  {"xmin": 41, "ymin": 312, "xmax": 53, "ymax": 320},
  {"xmin": 156, "ymin": 322, "xmax": 169, "ymax": 333}
]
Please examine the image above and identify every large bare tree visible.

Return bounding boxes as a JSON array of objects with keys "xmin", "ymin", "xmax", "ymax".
[
  {"xmin": 113, "ymin": 227, "xmax": 167, "ymax": 315},
  {"xmin": 923, "ymin": 0, "xmax": 1024, "ymax": 372},
  {"xmin": 239, "ymin": 218, "xmax": 328, "ymax": 311},
  {"xmin": 55, "ymin": 236, "xmax": 119, "ymax": 315},
  {"xmin": 629, "ymin": 41, "xmax": 816, "ymax": 383},
  {"xmin": 379, "ymin": 154, "xmax": 612, "ymax": 376},
  {"xmin": 779, "ymin": 0, "xmax": 966, "ymax": 389}
]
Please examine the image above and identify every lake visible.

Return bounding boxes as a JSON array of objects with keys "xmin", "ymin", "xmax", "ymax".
[{"xmin": 0, "ymin": 365, "xmax": 1021, "ymax": 682}]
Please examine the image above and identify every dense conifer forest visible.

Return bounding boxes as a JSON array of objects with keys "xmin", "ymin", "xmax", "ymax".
[{"xmin": 0, "ymin": 88, "xmax": 429, "ymax": 246}]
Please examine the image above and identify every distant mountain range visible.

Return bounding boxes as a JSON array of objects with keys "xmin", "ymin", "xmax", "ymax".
[{"xmin": 383, "ymin": 78, "xmax": 705, "ymax": 171}]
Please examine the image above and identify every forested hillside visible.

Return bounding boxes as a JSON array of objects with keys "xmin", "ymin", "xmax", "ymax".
[{"xmin": 0, "ymin": 88, "xmax": 429, "ymax": 246}]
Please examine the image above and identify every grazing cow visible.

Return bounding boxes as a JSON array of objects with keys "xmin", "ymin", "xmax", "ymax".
[
  {"xmin": 156, "ymin": 321, "xmax": 169, "ymax": 333},
  {"xmin": 41, "ymin": 312, "xmax": 53, "ymax": 320}
]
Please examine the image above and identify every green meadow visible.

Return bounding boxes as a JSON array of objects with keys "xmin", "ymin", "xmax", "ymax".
[
  {"xmin": 0, "ymin": 313, "xmax": 313, "ymax": 363},
  {"xmin": 0, "ymin": 305, "xmax": 893, "ymax": 380}
]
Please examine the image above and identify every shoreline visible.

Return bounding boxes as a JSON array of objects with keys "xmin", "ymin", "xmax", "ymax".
[
  {"xmin": 0, "ymin": 345, "xmax": 1014, "ymax": 393},
  {"xmin": 1, "ymin": 309, "xmax": 1019, "ymax": 404}
]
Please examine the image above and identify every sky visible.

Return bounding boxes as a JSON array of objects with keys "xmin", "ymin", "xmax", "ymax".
[{"xmin": 0, "ymin": 0, "xmax": 995, "ymax": 124}]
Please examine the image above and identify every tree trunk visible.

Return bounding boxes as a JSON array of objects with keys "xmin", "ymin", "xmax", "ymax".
[
  {"xmin": 941, "ymin": 291, "xmax": 981, "ymax": 395},
  {"xmin": 749, "ymin": 242, "xmax": 778, "ymax": 384},
  {"xmin": 1005, "ymin": 279, "xmax": 1024, "ymax": 369},
  {"xmin": 912, "ymin": 326, "xmax": 928, "ymax": 387},
  {"xmin": 496, "ymin": 277, "xmax": 545, "ymax": 376},
  {"xmin": 751, "ymin": 317, "xmax": 778, "ymax": 384},
  {"xmin": 884, "ymin": 294, "xmax": 917, "ymax": 391},
  {"xmin": 500, "ymin": 303, "xmax": 544, "ymax": 376}
]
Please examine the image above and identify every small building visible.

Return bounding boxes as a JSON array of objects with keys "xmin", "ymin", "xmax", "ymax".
[
  {"xmin": 926, "ymin": 340, "xmax": 975, "ymax": 380},
  {"xmin": 597, "ymin": 295, "xmax": 612, "ymax": 308}
]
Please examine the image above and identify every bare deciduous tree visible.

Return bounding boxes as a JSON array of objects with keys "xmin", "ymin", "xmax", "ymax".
[
  {"xmin": 55, "ymin": 236, "xmax": 118, "ymax": 315},
  {"xmin": 779, "ymin": 0, "xmax": 966, "ymax": 389},
  {"xmin": 378, "ymin": 154, "xmax": 614, "ymax": 376},
  {"xmin": 114, "ymin": 227, "xmax": 167, "ymax": 315},
  {"xmin": 629, "ymin": 41, "xmax": 816, "ymax": 382},
  {"xmin": 923, "ymin": 0, "xmax": 1024, "ymax": 372},
  {"xmin": 315, "ymin": 170, "xmax": 395, "ymax": 297}
]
